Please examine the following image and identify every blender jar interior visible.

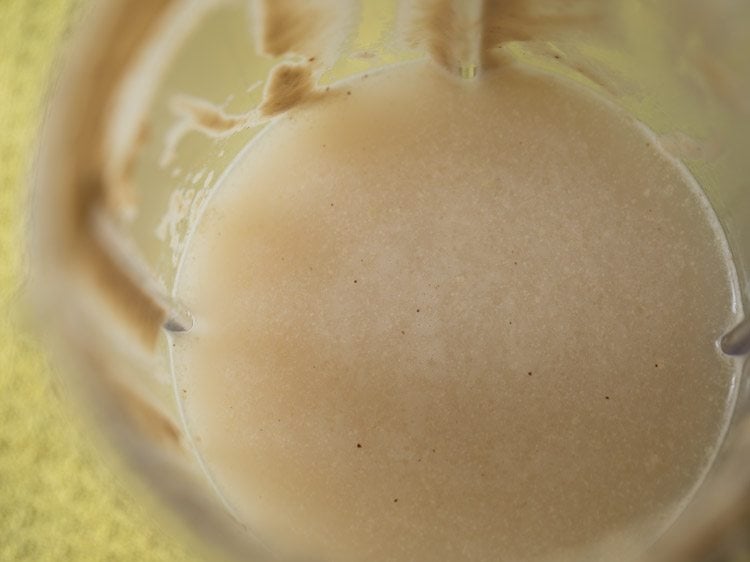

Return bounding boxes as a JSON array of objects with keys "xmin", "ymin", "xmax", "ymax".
[{"xmin": 30, "ymin": 1, "xmax": 750, "ymax": 561}]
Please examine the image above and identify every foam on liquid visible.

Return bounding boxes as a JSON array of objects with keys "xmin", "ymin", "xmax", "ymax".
[{"xmin": 171, "ymin": 61, "xmax": 740, "ymax": 562}]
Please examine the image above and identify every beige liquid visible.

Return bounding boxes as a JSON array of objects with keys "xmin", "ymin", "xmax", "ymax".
[{"xmin": 171, "ymin": 61, "xmax": 740, "ymax": 562}]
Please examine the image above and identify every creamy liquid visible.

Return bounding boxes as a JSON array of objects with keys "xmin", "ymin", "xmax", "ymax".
[{"xmin": 171, "ymin": 61, "xmax": 739, "ymax": 562}]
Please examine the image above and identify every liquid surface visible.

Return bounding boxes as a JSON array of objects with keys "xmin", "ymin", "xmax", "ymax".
[{"xmin": 172, "ymin": 61, "xmax": 739, "ymax": 562}]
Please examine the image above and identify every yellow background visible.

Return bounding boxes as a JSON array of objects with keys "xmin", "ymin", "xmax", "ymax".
[{"xmin": 0, "ymin": 2, "xmax": 199, "ymax": 560}]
